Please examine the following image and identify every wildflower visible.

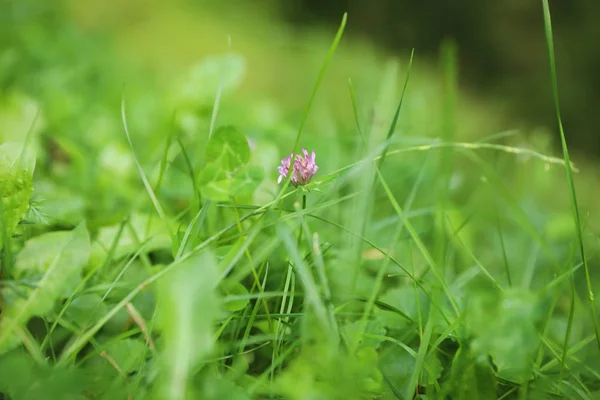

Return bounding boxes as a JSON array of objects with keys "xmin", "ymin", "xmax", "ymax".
[{"xmin": 277, "ymin": 148, "xmax": 319, "ymax": 186}]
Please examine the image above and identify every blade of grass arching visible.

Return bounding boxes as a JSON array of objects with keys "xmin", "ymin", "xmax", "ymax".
[
  {"xmin": 376, "ymin": 48, "xmax": 415, "ymax": 170},
  {"xmin": 276, "ymin": 13, "xmax": 347, "ymax": 201},
  {"xmin": 121, "ymin": 92, "xmax": 174, "ymax": 241},
  {"xmin": 329, "ymin": 141, "xmax": 576, "ymax": 178},
  {"xmin": 542, "ymin": 0, "xmax": 600, "ymax": 350}
]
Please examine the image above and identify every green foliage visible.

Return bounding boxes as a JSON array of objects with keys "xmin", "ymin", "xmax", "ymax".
[
  {"xmin": 0, "ymin": 1, "xmax": 599, "ymax": 399},
  {"xmin": 0, "ymin": 223, "xmax": 90, "ymax": 353},
  {"xmin": 154, "ymin": 249, "xmax": 220, "ymax": 399},
  {"xmin": 0, "ymin": 142, "xmax": 35, "ymax": 249},
  {"xmin": 199, "ymin": 126, "xmax": 263, "ymax": 202}
]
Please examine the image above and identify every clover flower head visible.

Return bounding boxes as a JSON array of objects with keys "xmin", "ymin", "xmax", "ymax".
[{"xmin": 277, "ymin": 148, "xmax": 318, "ymax": 186}]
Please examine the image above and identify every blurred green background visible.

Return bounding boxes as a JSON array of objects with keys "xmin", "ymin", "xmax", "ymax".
[{"xmin": 283, "ymin": 0, "xmax": 600, "ymax": 156}]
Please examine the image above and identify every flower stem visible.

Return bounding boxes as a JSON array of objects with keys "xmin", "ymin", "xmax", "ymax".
[{"xmin": 297, "ymin": 194, "xmax": 307, "ymax": 246}]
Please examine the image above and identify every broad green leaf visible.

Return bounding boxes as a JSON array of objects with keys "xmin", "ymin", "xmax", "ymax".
[
  {"xmin": 221, "ymin": 281, "xmax": 250, "ymax": 312},
  {"xmin": 198, "ymin": 163, "xmax": 263, "ymax": 202},
  {"xmin": 230, "ymin": 166, "xmax": 264, "ymax": 197},
  {"xmin": 342, "ymin": 318, "xmax": 386, "ymax": 350},
  {"xmin": 63, "ymin": 294, "xmax": 108, "ymax": 328},
  {"xmin": 464, "ymin": 282, "xmax": 543, "ymax": 384},
  {"xmin": 276, "ymin": 343, "xmax": 384, "ymax": 400},
  {"xmin": 379, "ymin": 344, "xmax": 443, "ymax": 395},
  {"xmin": 103, "ymin": 338, "xmax": 148, "ymax": 373},
  {"xmin": 155, "ymin": 249, "xmax": 220, "ymax": 400},
  {"xmin": 0, "ymin": 223, "xmax": 90, "ymax": 354},
  {"xmin": 198, "ymin": 162, "xmax": 231, "ymax": 202},
  {"xmin": 205, "ymin": 126, "xmax": 250, "ymax": 171},
  {"xmin": 0, "ymin": 142, "xmax": 35, "ymax": 249},
  {"xmin": 442, "ymin": 346, "xmax": 497, "ymax": 400}
]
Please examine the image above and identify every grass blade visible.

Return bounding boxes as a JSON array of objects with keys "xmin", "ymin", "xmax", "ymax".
[{"xmin": 542, "ymin": 0, "xmax": 600, "ymax": 350}]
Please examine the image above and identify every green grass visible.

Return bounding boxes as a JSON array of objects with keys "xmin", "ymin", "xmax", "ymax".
[{"xmin": 1, "ymin": 1, "xmax": 600, "ymax": 399}]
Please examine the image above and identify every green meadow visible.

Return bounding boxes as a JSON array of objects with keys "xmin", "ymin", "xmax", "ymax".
[{"xmin": 1, "ymin": 1, "xmax": 600, "ymax": 399}]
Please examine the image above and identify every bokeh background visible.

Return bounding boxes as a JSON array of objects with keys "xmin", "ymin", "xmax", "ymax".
[
  {"xmin": 283, "ymin": 0, "xmax": 600, "ymax": 156},
  {"xmin": 64, "ymin": 0, "xmax": 600, "ymax": 155}
]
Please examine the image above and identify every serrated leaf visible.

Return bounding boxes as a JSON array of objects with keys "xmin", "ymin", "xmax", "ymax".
[
  {"xmin": 465, "ymin": 282, "xmax": 543, "ymax": 384},
  {"xmin": 0, "ymin": 142, "xmax": 35, "ymax": 249},
  {"xmin": 0, "ymin": 223, "xmax": 90, "ymax": 354}
]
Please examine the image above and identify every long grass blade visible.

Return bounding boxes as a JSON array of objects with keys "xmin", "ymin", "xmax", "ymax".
[{"xmin": 542, "ymin": 0, "xmax": 600, "ymax": 350}]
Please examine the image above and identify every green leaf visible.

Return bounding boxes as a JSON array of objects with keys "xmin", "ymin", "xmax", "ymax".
[
  {"xmin": 63, "ymin": 294, "xmax": 108, "ymax": 328},
  {"xmin": 199, "ymin": 163, "xmax": 263, "ymax": 202},
  {"xmin": 205, "ymin": 126, "xmax": 250, "ymax": 171},
  {"xmin": 0, "ymin": 142, "xmax": 35, "ymax": 249},
  {"xmin": 464, "ymin": 282, "xmax": 543, "ymax": 384},
  {"xmin": 443, "ymin": 346, "xmax": 497, "ymax": 400},
  {"xmin": 342, "ymin": 318, "xmax": 386, "ymax": 350},
  {"xmin": 103, "ymin": 338, "xmax": 148, "ymax": 373},
  {"xmin": 155, "ymin": 249, "xmax": 220, "ymax": 400},
  {"xmin": 230, "ymin": 165, "xmax": 264, "ymax": 197},
  {"xmin": 0, "ymin": 223, "xmax": 90, "ymax": 354},
  {"xmin": 198, "ymin": 162, "xmax": 231, "ymax": 202},
  {"xmin": 221, "ymin": 281, "xmax": 250, "ymax": 312}
]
